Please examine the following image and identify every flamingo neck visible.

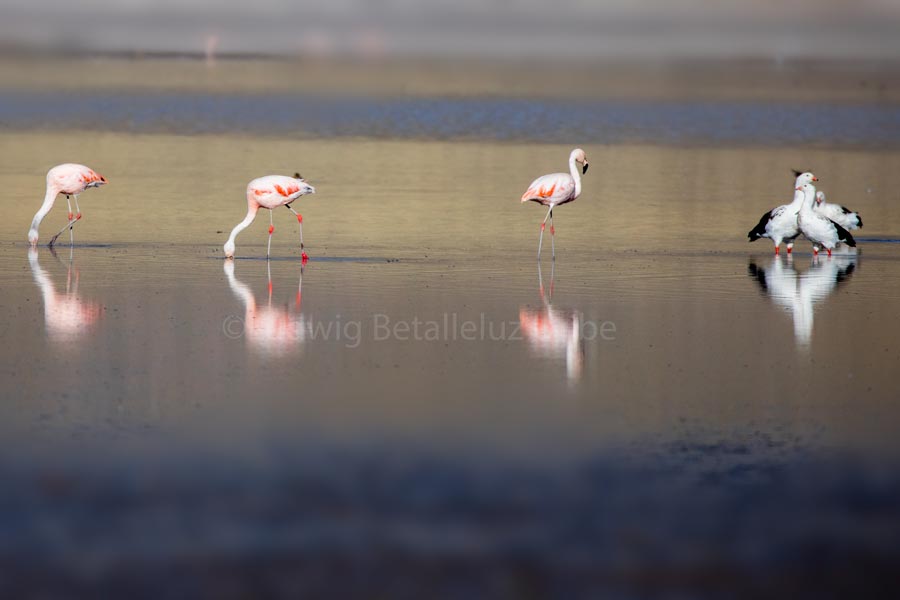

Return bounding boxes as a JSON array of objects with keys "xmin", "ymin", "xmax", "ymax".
[
  {"xmin": 28, "ymin": 249, "xmax": 56, "ymax": 306},
  {"xmin": 223, "ymin": 261, "xmax": 256, "ymax": 312},
  {"xmin": 29, "ymin": 184, "xmax": 59, "ymax": 238},
  {"xmin": 569, "ymin": 153, "xmax": 582, "ymax": 198},
  {"xmin": 226, "ymin": 204, "xmax": 259, "ymax": 249}
]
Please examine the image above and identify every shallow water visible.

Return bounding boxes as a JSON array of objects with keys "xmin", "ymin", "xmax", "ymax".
[
  {"xmin": 2, "ymin": 90, "xmax": 899, "ymax": 147},
  {"xmin": 2, "ymin": 128, "xmax": 900, "ymax": 595}
]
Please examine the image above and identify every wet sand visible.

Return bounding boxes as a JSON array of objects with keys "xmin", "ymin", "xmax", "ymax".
[{"xmin": 1, "ymin": 60, "xmax": 900, "ymax": 596}]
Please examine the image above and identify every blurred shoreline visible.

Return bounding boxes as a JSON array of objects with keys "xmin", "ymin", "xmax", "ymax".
[
  {"xmin": 0, "ymin": 56, "xmax": 898, "ymax": 149},
  {"xmin": 1, "ymin": 55, "xmax": 899, "ymax": 104}
]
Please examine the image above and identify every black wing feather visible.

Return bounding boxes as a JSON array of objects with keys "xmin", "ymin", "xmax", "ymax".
[
  {"xmin": 747, "ymin": 262, "xmax": 768, "ymax": 292},
  {"xmin": 747, "ymin": 210, "xmax": 773, "ymax": 241},
  {"xmin": 829, "ymin": 219, "xmax": 857, "ymax": 247}
]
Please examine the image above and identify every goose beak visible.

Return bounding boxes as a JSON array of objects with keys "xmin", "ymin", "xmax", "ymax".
[
  {"xmin": 796, "ymin": 186, "xmax": 802, "ymax": 191},
  {"xmin": 812, "ymin": 176, "xmax": 818, "ymax": 181},
  {"xmin": 582, "ymin": 163, "xmax": 589, "ymax": 174}
]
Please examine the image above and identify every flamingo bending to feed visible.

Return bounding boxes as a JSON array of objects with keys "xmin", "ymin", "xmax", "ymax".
[
  {"xmin": 797, "ymin": 183, "xmax": 856, "ymax": 257},
  {"xmin": 224, "ymin": 173, "xmax": 315, "ymax": 260},
  {"xmin": 520, "ymin": 148, "xmax": 589, "ymax": 260},
  {"xmin": 747, "ymin": 171, "xmax": 817, "ymax": 254},
  {"xmin": 28, "ymin": 163, "xmax": 108, "ymax": 247}
]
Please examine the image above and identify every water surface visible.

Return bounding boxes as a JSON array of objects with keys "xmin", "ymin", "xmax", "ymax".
[{"xmin": 1, "ymin": 131, "xmax": 900, "ymax": 596}]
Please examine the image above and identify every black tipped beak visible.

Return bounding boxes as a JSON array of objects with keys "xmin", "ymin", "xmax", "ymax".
[{"xmin": 582, "ymin": 163, "xmax": 589, "ymax": 174}]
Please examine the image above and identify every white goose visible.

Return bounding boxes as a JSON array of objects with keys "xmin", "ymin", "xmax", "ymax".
[
  {"xmin": 814, "ymin": 191, "xmax": 863, "ymax": 230},
  {"xmin": 797, "ymin": 183, "xmax": 856, "ymax": 256},
  {"xmin": 747, "ymin": 171, "xmax": 817, "ymax": 254}
]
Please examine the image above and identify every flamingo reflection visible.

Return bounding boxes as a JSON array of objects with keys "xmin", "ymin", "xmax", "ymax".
[
  {"xmin": 518, "ymin": 263, "xmax": 584, "ymax": 382},
  {"xmin": 28, "ymin": 247, "xmax": 101, "ymax": 343},
  {"xmin": 748, "ymin": 254, "xmax": 856, "ymax": 347},
  {"xmin": 223, "ymin": 260, "xmax": 306, "ymax": 357}
]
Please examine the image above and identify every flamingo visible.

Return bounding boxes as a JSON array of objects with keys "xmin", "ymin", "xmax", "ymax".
[
  {"xmin": 28, "ymin": 248, "xmax": 102, "ymax": 343},
  {"xmin": 814, "ymin": 191, "xmax": 863, "ymax": 230},
  {"xmin": 223, "ymin": 260, "xmax": 306, "ymax": 357},
  {"xmin": 797, "ymin": 183, "xmax": 856, "ymax": 256},
  {"xmin": 28, "ymin": 164, "xmax": 108, "ymax": 247},
  {"xmin": 520, "ymin": 148, "xmax": 589, "ymax": 260},
  {"xmin": 224, "ymin": 173, "xmax": 316, "ymax": 260},
  {"xmin": 747, "ymin": 171, "xmax": 817, "ymax": 254},
  {"xmin": 518, "ymin": 263, "xmax": 584, "ymax": 382}
]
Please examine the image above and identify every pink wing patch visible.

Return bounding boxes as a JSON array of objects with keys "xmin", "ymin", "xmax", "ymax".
[
  {"xmin": 82, "ymin": 169, "xmax": 107, "ymax": 184},
  {"xmin": 522, "ymin": 183, "xmax": 557, "ymax": 202},
  {"xmin": 274, "ymin": 184, "xmax": 300, "ymax": 197}
]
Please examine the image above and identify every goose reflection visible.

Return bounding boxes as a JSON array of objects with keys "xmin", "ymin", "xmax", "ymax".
[
  {"xmin": 28, "ymin": 247, "xmax": 101, "ymax": 343},
  {"xmin": 518, "ymin": 263, "xmax": 584, "ymax": 382},
  {"xmin": 748, "ymin": 254, "xmax": 856, "ymax": 347},
  {"xmin": 223, "ymin": 260, "xmax": 306, "ymax": 357}
]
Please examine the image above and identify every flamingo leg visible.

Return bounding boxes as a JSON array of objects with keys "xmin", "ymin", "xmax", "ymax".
[
  {"xmin": 549, "ymin": 260, "xmax": 555, "ymax": 299},
  {"xmin": 286, "ymin": 206, "xmax": 308, "ymax": 261},
  {"xmin": 538, "ymin": 262, "xmax": 544, "ymax": 300},
  {"xmin": 48, "ymin": 213, "xmax": 81, "ymax": 247},
  {"xmin": 65, "ymin": 195, "xmax": 74, "ymax": 246},
  {"xmin": 267, "ymin": 210, "xmax": 274, "ymax": 259},
  {"xmin": 550, "ymin": 210, "xmax": 555, "ymax": 260},
  {"xmin": 537, "ymin": 205, "xmax": 553, "ymax": 260},
  {"xmin": 296, "ymin": 263, "xmax": 304, "ymax": 309}
]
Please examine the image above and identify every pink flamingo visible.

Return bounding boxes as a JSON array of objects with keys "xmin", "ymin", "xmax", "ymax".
[
  {"xmin": 224, "ymin": 173, "xmax": 316, "ymax": 260},
  {"xmin": 28, "ymin": 163, "xmax": 108, "ymax": 247},
  {"xmin": 519, "ymin": 263, "xmax": 584, "ymax": 382},
  {"xmin": 223, "ymin": 260, "xmax": 306, "ymax": 357},
  {"xmin": 520, "ymin": 148, "xmax": 589, "ymax": 260},
  {"xmin": 28, "ymin": 248, "xmax": 102, "ymax": 343}
]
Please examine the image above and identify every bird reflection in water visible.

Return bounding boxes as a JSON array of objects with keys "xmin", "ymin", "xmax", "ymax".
[
  {"xmin": 28, "ymin": 247, "xmax": 102, "ymax": 343},
  {"xmin": 748, "ymin": 254, "xmax": 857, "ymax": 347},
  {"xmin": 223, "ymin": 260, "xmax": 306, "ymax": 357},
  {"xmin": 518, "ymin": 262, "xmax": 584, "ymax": 382}
]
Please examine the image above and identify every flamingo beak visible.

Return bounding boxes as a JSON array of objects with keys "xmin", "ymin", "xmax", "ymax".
[{"xmin": 582, "ymin": 163, "xmax": 589, "ymax": 174}]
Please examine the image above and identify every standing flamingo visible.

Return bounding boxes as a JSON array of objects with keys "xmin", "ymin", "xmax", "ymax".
[
  {"xmin": 520, "ymin": 148, "xmax": 589, "ymax": 260},
  {"xmin": 518, "ymin": 262, "xmax": 584, "ymax": 382},
  {"xmin": 28, "ymin": 164, "xmax": 108, "ymax": 247},
  {"xmin": 224, "ymin": 173, "xmax": 315, "ymax": 260}
]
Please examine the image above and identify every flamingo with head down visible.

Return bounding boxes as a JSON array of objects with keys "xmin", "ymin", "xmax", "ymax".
[
  {"xmin": 224, "ymin": 173, "xmax": 316, "ymax": 260},
  {"xmin": 28, "ymin": 248, "xmax": 102, "ymax": 343},
  {"xmin": 28, "ymin": 163, "xmax": 108, "ymax": 247},
  {"xmin": 223, "ymin": 260, "xmax": 306, "ymax": 357},
  {"xmin": 520, "ymin": 148, "xmax": 589, "ymax": 260}
]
